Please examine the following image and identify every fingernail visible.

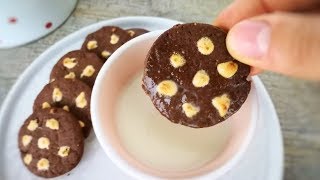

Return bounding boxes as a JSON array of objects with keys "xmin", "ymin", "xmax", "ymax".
[{"xmin": 227, "ymin": 20, "xmax": 271, "ymax": 60}]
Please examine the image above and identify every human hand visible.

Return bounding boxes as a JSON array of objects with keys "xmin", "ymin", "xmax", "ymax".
[{"xmin": 214, "ymin": 0, "xmax": 320, "ymax": 80}]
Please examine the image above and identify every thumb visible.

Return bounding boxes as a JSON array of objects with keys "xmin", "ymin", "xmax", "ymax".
[{"xmin": 226, "ymin": 12, "xmax": 320, "ymax": 80}]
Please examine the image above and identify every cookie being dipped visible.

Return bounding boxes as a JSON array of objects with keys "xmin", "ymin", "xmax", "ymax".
[{"xmin": 142, "ymin": 23, "xmax": 251, "ymax": 128}]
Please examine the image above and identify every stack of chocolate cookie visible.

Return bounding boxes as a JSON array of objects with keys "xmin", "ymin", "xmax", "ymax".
[{"xmin": 18, "ymin": 26, "xmax": 148, "ymax": 178}]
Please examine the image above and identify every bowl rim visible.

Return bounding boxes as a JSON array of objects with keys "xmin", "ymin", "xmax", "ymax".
[{"xmin": 91, "ymin": 30, "xmax": 258, "ymax": 179}]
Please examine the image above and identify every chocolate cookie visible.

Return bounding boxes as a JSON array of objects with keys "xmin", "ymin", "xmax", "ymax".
[
  {"xmin": 33, "ymin": 78, "xmax": 92, "ymax": 137},
  {"xmin": 18, "ymin": 108, "xmax": 84, "ymax": 178},
  {"xmin": 126, "ymin": 28, "xmax": 149, "ymax": 39},
  {"xmin": 81, "ymin": 26, "xmax": 131, "ymax": 61},
  {"xmin": 142, "ymin": 23, "xmax": 251, "ymax": 128},
  {"xmin": 50, "ymin": 50, "xmax": 103, "ymax": 87}
]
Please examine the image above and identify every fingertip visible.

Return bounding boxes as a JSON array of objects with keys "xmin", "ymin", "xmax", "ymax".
[
  {"xmin": 226, "ymin": 28, "xmax": 254, "ymax": 66},
  {"xmin": 213, "ymin": 2, "xmax": 236, "ymax": 30},
  {"xmin": 226, "ymin": 19, "xmax": 271, "ymax": 67},
  {"xmin": 215, "ymin": 0, "xmax": 269, "ymax": 32}
]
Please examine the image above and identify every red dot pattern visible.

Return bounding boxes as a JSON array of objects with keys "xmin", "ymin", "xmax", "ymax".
[
  {"xmin": 45, "ymin": 22, "xmax": 52, "ymax": 29},
  {"xmin": 7, "ymin": 17, "xmax": 54, "ymax": 30},
  {"xmin": 8, "ymin": 17, "xmax": 17, "ymax": 24}
]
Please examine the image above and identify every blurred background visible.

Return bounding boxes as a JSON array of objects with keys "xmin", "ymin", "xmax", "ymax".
[{"xmin": 0, "ymin": 0, "xmax": 319, "ymax": 179}]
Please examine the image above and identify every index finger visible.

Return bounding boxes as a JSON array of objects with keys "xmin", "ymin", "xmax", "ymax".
[{"xmin": 214, "ymin": 0, "xmax": 320, "ymax": 29}]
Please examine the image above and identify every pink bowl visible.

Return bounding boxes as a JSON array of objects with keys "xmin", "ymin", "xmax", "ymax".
[{"xmin": 91, "ymin": 30, "xmax": 258, "ymax": 179}]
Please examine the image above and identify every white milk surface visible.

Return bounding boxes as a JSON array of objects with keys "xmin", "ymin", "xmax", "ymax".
[{"xmin": 116, "ymin": 73, "xmax": 232, "ymax": 171}]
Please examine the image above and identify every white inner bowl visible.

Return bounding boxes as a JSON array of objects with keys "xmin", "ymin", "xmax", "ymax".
[{"xmin": 91, "ymin": 30, "xmax": 258, "ymax": 179}]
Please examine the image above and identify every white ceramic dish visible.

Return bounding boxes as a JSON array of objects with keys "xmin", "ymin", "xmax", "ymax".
[
  {"xmin": 0, "ymin": 16, "xmax": 283, "ymax": 180},
  {"xmin": 0, "ymin": 0, "xmax": 77, "ymax": 48}
]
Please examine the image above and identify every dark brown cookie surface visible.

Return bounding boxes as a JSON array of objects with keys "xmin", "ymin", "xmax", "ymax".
[
  {"xmin": 126, "ymin": 28, "xmax": 149, "ymax": 39},
  {"xmin": 81, "ymin": 26, "xmax": 131, "ymax": 61},
  {"xmin": 18, "ymin": 108, "xmax": 84, "ymax": 178},
  {"xmin": 142, "ymin": 23, "xmax": 251, "ymax": 128},
  {"xmin": 33, "ymin": 78, "xmax": 92, "ymax": 137},
  {"xmin": 50, "ymin": 50, "xmax": 103, "ymax": 87}
]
